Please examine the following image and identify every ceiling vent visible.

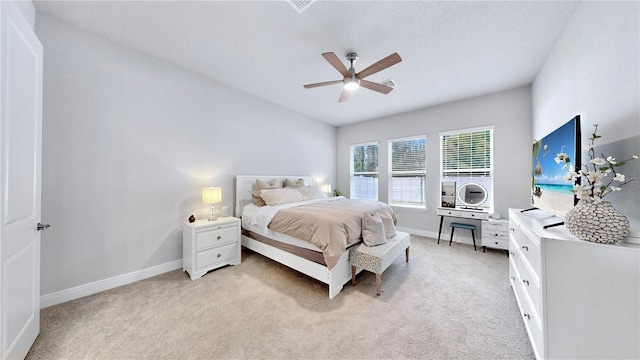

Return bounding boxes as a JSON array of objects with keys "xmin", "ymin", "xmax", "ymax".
[
  {"xmin": 380, "ymin": 79, "xmax": 397, "ymax": 88},
  {"xmin": 288, "ymin": 0, "xmax": 317, "ymax": 13}
]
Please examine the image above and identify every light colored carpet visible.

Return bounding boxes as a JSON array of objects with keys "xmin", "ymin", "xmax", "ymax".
[{"xmin": 27, "ymin": 236, "xmax": 534, "ymax": 359}]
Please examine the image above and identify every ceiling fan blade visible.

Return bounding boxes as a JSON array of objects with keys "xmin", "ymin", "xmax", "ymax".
[
  {"xmin": 356, "ymin": 52, "xmax": 402, "ymax": 79},
  {"xmin": 303, "ymin": 79, "xmax": 343, "ymax": 89},
  {"xmin": 322, "ymin": 52, "xmax": 351, "ymax": 77},
  {"xmin": 338, "ymin": 89, "xmax": 350, "ymax": 103},
  {"xmin": 360, "ymin": 79, "xmax": 393, "ymax": 94}
]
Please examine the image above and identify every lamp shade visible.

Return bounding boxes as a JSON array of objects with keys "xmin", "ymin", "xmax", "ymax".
[
  {"xmin": 321, "ymin": 184, "xmax": 332, "ymax": 194},
  {"xmin": 202, "ymin": 187, "xmax": 222, "ymax": 204}
]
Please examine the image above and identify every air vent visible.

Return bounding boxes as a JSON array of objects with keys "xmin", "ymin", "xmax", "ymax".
[
  {"xmin": 381, "ymin": 79, "xmax": 397, "ymax": 88},
  {"xmin": 288, "ymin": 0, "xmax": 317, "ymax": 13}
]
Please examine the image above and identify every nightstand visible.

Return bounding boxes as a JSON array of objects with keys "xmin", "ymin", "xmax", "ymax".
[
  {"xmin": 182, "ymin": 217, "xmax": 241, "ymax": 280},
  {"xmin": 481, "ymin": 218, "xmax": 509, "ymax": 252}
]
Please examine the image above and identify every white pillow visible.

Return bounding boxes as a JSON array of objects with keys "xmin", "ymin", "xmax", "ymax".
[
  {"xmin": 260, "ymin": 188, "xmax": 308, "ymax": 206},
  {"xmin": 380, "ymin": 213, "xmax": 396, "ymax": 239},
  {"xmin": 362, "ymin": 213, "xmax": 387, "ymax": 246},
  {"xmin": 298, "ymin": 186, "xmax": 326, "ymax": 199}
]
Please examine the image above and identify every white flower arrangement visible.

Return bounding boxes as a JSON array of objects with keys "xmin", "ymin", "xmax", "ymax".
[{"xmin": 563, "ymin": 124, "xmax": 638, "ymax": 203}]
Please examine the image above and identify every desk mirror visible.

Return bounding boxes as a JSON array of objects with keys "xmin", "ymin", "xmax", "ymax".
[{"xmin": 457, "ymin": 183, "xmax": 487, "ymax": 207}]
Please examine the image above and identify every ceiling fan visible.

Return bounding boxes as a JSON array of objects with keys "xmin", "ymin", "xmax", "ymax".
[{"xmin": 303, "ymin": 52, "xmax": 402, "ymax": 102}]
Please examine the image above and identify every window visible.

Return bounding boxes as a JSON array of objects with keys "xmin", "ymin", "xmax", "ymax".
[
  {"xmin": 440, "ymin": 126, "xmax": 494, "ymax": 210},
  {"xmin": 388, "ymin": 136, "xmax": 427, "ymax": 208},
  {"xmin": 350, "ymin": 142, "xmax": 379, "ymax": 200}
]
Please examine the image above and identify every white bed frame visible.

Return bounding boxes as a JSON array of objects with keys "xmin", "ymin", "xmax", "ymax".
[{"xmin": 235, "ymin": 175, "xmax": 358, "ymax": 299}]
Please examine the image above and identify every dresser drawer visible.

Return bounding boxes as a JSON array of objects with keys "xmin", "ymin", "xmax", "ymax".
[
  {"xmin": 511, "ymin": 237, "xmax": 542, "ymax": 315},
  {"xmin": 510, "ymin": 255, "xmax": 544, "ymax": 359},
  {"xmin": 196, "ymin": 242, "xmax": 240, "ymax": 270},
  {"xmin": 196, "ymin": 224, "xmax": 238, "ymax": 250},
  {"xmin": 510, "ymin": 219, "xmax": 540, "ymax": 276}
]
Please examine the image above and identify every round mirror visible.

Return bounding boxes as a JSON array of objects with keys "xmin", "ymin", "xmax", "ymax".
[{"xmin": 457, "ymin": 183, "xmax": 487, "ymax": 207}]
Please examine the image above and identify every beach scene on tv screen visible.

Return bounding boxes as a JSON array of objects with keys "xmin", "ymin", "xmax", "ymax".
[{"xmin": 531, "ymin": 119, "xmax": 578, "ymax": 218}]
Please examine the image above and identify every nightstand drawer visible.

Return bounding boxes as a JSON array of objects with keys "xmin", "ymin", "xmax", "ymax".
[
  {"xmin": 483, "ymin": 236, "xmax": 509, "ymax": 250},
  {"xmin": 196, "ymin": 242, "xmax": 240, "ymax": 270},
  {"xmin": 196, "ymin": 224, "xmax": 238, "ymax": 250}
]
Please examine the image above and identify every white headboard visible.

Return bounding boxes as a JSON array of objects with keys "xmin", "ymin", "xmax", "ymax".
[{"xmin": 235, "ymin": 175, "xmax": 314, "ymax": 217}]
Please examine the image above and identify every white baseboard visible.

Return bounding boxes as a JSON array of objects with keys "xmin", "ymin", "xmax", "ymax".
[{"xmin": 40, "ymin": 259, "xmax": 183, "ymax": 309}]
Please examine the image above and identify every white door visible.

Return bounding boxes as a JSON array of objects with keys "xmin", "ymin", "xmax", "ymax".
[{"xmin": 0, "ymin": 1, "xmax": 44, "ymax": 359}]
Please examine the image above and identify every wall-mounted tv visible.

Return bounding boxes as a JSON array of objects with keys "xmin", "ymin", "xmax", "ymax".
[{"xmin": 531, "ymin": 115, "xmax": 581, "ymax": 219}]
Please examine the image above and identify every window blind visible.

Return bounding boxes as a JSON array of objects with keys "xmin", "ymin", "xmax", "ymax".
[
  {"xmin": 350, "ymin": 143, "xmax": 379, "ymax": 200},
  {"xmin": 441, "ymin": 129, "xmax": 493, "ymax": 209},
  {"xmin": 389, "ymin": 137, "xmax": 426, "ymax": 207}
]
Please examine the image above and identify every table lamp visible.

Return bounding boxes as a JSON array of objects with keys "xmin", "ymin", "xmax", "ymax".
[
  {"xmin": 321, "ymin": 184, "xmax": 332, "ymax": 197},
  {"xmin": 202, "ymin": 187, "xmax": 222, "ymax": 221}
]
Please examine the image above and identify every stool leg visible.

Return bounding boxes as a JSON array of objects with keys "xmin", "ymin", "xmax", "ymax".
[
  {"xmin": 351, "ymin": 265, "xmax": 357, "ymax": 286},
  {"xmin": 376, "ymin": 273, "xmax": 382, "ymax": 296},
  {"xmin": 405, "ymin": 247, "xmax": 410, "ymax": 262},
  {"xmin": 472, "ymin": 229, "xmax": 477, "ymax": 251},
  {"xmin": 449, "ymin": 227, "xmax": 454, "ymax": 246}
]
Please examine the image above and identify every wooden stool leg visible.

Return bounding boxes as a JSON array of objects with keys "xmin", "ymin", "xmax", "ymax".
[
  {"xmin": 376, "ymin": 273, "xmax": 382, "ymax": 296},
  {"xmin": 351, "ymin": 265, "xmax": 357, "ymax": 286},
  {"xmin": 405, "ymin": 247, "xmax": 410, "ymax": 262}
]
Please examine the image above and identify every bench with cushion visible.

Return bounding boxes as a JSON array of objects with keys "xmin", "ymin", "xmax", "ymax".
[{"xmin": 349, "ymin": 231, "xmax": 411, "ymax": 296}]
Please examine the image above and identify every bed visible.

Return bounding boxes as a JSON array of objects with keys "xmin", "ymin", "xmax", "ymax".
[{"xmin": 235, "ymin": 175, "xmax": 397, "ymax": 299}]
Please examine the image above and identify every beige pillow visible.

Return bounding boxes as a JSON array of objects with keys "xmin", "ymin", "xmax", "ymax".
[
  {"xmin": 298, "ymin": 186, "xmax": 326, "ymax": 199},
  {"xmin": 362, "ymin": 213, "xmax": 387, "ymax": 247},
  {"xmin": 284, "ymin": 178, "xmax": 306, "ymax": 188},
  {"xmin": 260, "ymin": 188, "xmax": 308, "ymax": 206},
  {"xmin": 251, "ymin": 179, "xmax": 282, "ymax": 206},
  {"xmin": 380, "ymin": 213, "xmax": 397, "ymax": 239}
]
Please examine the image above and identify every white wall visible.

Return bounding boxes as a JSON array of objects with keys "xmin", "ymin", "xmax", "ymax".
[
  {"xmin": 36, "ymin": 14, "xmax": 336, "ymax": 298},
  {"xmin": 337, "ymin": 86, "xmax": 533, "ymax": 237},
  {"xmin": 15, "ymin": 0, "xmax": 35, "ymax": 29},
  {"xmin": 532, "ymin": 1, "xmax": 639, "ymax": 234}
]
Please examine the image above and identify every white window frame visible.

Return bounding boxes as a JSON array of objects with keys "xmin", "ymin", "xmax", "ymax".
[
  {"xmin": 439, "ymin": 125, "xmax": 494, "ymax": 212},
  {"xmin": 388, "ymin": 135, "xmax": 427, "ymax": 209},
  {"xmin": 350, "ymin": 141, "xmax": 379, "ymax": 200}
]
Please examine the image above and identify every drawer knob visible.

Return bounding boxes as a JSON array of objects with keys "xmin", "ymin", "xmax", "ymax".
[
  {"xmin": 217, "ymin": 235, "xmax": 222, "ymax": 240},
  {"xmin": 510, "ymin": 228, "xmax": 515, "ymax": 232},
  {"xmin": 494, "ymin": 241, "xmax": 499, "ymax": 245},
  {"xmin": 217, "ymin": 253, "xmax": 222, "ymax": 258},
  {"xmin": 521, "ymin": 245, "xmax": 529, "ymax": 251},
  {"xmin": 510, "ymin": 276, "xmax": 515, "ymax": 281},
  {"xmin": 522, "ymin": 279, "xmax": 530, "ymax": 286},
  {"xmin": 493, "ymin": 233, "xmax": 499, "ymax": 236},
  {"xmin": 509, "ymin": 251, "xmax": 515, "ymax": 256},
  {"xmin": 523, "ymin": 313, "xmax": 531, "ymax": 320}
]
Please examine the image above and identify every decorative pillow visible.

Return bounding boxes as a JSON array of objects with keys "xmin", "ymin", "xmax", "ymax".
[
  {"xmin": 362, "ymin": 213, "xmax": 387, "ymax": 247},
  {"xmin": 284, "ymin": 178, "xmax": 306, "ymax": 188},
  {"xmin": 380, "ymin": 213, "xmax": 397, "ymax": 239},
  {"xmin": 251, "ymin": 179, "xmax": 282, "ymax": 206},
  {"xmin": 260, "ymin": 188, "xmax": 308, "ymax": 206},
  {"xmin": 298, "ymin": 186, "xmax": 326, "ymax": 199}
]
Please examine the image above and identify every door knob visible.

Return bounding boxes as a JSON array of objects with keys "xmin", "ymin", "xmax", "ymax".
[{"xmin": 37, "ymin": 223, "xmax": 50, "ymax": 231}]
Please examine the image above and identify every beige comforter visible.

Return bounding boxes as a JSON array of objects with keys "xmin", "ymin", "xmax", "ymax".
[{"xmin": 267, "ymin": 199, "xmax": 397, "ymax": 269}]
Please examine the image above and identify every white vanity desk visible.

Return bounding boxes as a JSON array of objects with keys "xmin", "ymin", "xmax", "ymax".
[{"xmin": 436, "ymin": 207, "xmax": 489, "ymax": 243}]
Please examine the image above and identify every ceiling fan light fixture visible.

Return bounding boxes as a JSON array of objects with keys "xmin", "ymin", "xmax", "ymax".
[{"xmin": 343, "ymin": 78, "xmax": 360, "ymax": 91}]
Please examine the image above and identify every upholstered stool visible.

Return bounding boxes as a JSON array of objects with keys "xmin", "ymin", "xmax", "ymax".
[
  {"xmin": 449, "ymin": 222, "xmax": 477, "ymax": 251},
  {"xmin": 350, "ymin": 232, "xmax": 411, "ymax": 296}
]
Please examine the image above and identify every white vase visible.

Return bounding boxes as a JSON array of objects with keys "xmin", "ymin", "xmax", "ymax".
[{"xmin": 565, "ymin": 201, "xmax": 630, "ymax": 244}]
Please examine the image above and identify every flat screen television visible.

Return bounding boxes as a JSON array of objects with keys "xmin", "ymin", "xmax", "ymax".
[{"xmin": 530, "ymin": 115, "xmax": 581, "ymax": 221}]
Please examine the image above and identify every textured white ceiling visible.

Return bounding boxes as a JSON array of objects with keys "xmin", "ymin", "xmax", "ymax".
[{"xmin": 33, "ymin": 1, "xmax": 580, "ymax": 127}]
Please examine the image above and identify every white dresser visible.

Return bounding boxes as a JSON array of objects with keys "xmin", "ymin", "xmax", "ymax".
[
  {"xmin": 482, "ymin": 218, "xmax": 509, "ymax": 250},
  {"xmin": 509, "ymin": 209, "xmax": 639, "ymax": 359},
  {"xmin": 182, "ymin": 217, "xmax": 241, "ymax": 280}
]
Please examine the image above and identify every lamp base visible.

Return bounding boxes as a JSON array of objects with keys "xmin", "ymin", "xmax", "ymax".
[{"xmin": 209, "ymin": 204, "xmax": 217, "ymax": 221}]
